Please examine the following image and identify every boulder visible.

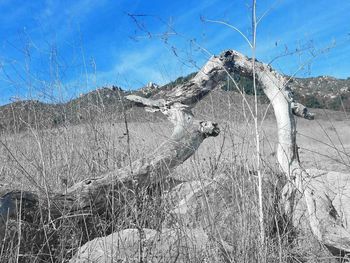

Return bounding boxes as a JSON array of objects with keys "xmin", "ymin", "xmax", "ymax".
[{"xmin": 70, "ymin": 227, "xmax": 227, "ymax": 263}]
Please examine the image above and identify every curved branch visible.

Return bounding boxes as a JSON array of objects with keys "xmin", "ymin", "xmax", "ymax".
[
  {"xmin": 222, "ymin": 49, "xmax": 350, "ymax": 255},
  {"xmin": 151, "ymin": 52, "xmax": 236, "ymax": 106},
  {"xmin": 201, "ymin": 18, "xmax": 253, "ymax": 48},
  {"xmin": 0, "ymin": 93, "xmax": 220, "ymax": 256},
  {"xmin": 0, "ymin": 117, "xmax": 220, "ymax": 233}
]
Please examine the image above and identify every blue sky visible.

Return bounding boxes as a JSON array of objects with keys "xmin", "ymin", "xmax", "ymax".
[{"xmin": 0, "ymin": 0, "xmax": 349, "ymax": 105}]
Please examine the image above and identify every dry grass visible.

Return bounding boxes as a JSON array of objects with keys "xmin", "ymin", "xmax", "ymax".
[{"xmin": 0, "ymin": 96, "xmax": 349, "ymax": 262}]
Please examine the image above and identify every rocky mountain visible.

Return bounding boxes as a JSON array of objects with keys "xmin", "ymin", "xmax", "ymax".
[
  {"xmin": 291, "ymin": 76, "xmax": 350, "ymax": 111},
  {"xmin": 0, "ymin": 70, "xmax": 349, "ymax": 133}
]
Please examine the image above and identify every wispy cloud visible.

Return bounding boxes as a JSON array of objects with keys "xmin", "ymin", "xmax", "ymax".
[
  {"xmin": 63, "ymin": 43, "xmax": 171, "ymax": 94},
  {"xmin": 0, "ymin": 0, "xmax": 349, "ymax": 105}
]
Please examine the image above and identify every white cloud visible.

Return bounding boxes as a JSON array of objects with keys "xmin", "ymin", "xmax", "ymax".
[
  {"xmin": 114, "ymin": 46, "xmax": 158, "ymax": 74},
  {"xmin": 63, "ymin": 43, "xmax": 171, "ymax": 92}
]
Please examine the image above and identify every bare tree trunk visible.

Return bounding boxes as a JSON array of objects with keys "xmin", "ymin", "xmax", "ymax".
[
  {"xmin": 223, "ymin": 49, "xmax": 350, "ymax": 256},
  {"xmin": 0, "ymin": 52, "xmax": 225, "ymax": 260}
]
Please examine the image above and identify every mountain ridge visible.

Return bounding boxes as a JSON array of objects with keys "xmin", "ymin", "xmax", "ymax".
[{"xmin": 1, "ymin": 72, "xmax": 349, "ymax": 133}]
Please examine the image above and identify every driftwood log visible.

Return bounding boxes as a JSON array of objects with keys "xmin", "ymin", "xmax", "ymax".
[
  {"xmin": 0, "ymin": 51, "xmax": 234, "ymax": 260},
  {"xmin": 1, "ymin": 49, "xmax": 349, "ymax": 260},
  {"xmin": 151, "ymin": 49, "xmax": 350, "ymax": 257},
  {"xmin": 221, "ymin": 50, "xmax": 350, "ymax": 257},
  {"xmin": 72, "ymin": 50, "xmax": 350, "ymax": 261}
]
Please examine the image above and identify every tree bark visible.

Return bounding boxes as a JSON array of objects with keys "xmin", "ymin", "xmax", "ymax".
[
  {"xmin": 0, "ymin": 54, "xmax": 222, "ymax": 261},
  {"xmin": 2, "ymin": 48, "xmax": 348, "ymax": 259},
  {"xmin": 220, "ymin": 50, "xmax": 350, "ymax": 256}
]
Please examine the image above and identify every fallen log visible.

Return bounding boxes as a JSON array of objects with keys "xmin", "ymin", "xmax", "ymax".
[
  {"xmin": 0, "ymin": 53, "xmax": 225, "ymax": 261},
  {"xmin": 0, "ymin": 118, "xmax": 219, "ymax": 218}
]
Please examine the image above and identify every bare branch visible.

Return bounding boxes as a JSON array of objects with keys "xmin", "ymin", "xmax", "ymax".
[
  {"xmin": 223, "ymin": 49, "xmax": 350, "ymax": 256},
  {"xmin": 202, "ymin": 17, "xmax": 253, "ymax": 48},
  {"xmin": 291, "ymin": 102, "xmax": 315, "ymax": 120}
]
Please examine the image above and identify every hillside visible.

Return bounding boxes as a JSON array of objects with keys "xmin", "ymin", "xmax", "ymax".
[
  {"xmin": 0, "ymin": 71, "xmax": 349, "ymax": 133},
  {"xmin": 161, "ymin": 71, "xmax": 350, "ymax": 112},
  {"xmin": 291, "ymin": 76, "xmax": 350, "ymax": 111},
  {"xmin": 0, "ymin": 86, "xmax": 164, "ymax": 133}
]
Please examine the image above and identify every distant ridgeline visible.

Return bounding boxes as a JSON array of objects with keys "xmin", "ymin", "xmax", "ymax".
[
  {"xmin": 0, "ymin": 71, "xmax": 349, "ymax": 132},
  {"xmin": 0, "ymin": 87, "xmax": 137, "ymax": 133},
  {"xmin": 164, "ymin": 71, "xmax": 350, "ymax": 112}
]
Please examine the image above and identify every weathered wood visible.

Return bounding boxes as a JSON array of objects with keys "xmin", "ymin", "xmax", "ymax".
[
  {"xmin": 152, "ymin": 52, "xmax": 235, "ymax": 105},
  {"xmin": 2, "ymin": 48, "xmax": 347, "ymax": 259},
  {"xmin": 0, "ymin": 117, "xmax": 219, "ymax": 227},
  {"xmin": 221, "ymin": 49, "xmax": 350, "ymax": 256},
  {"xmin": 0, "ymin": 119, "xmax": 219, "ymax": 261},
  {"xmin": 0, "ymin": 54, "xmax": 221, "ymax": 261}
]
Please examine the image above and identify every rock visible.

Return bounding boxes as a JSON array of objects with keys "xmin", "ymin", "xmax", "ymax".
[
  {"xmin": 70, "ymin": 174, "xmax": 234, "ymax": 262},
  {"xmin": 163, "ymin": 174, "xmax": 227, "ymax": 230},
  {"xmin": 69, "ymin": 227, "xmax": 227, "ymax": 263}
]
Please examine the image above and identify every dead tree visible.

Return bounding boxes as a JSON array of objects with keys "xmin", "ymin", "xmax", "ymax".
[
  {"xmin": 0, "ymin": 51, "xmax": 236, "ymax": 260},
  {"xmin": 222, "ymin": 49, "xmax": 350, "ymax": 257},
  {"xmin": 151, "ymin": 49, "xmax": 350, "ymax": 257},
  {"xmin": 1, "ymin": 49, "xmax": 349, "ymax": 259}
]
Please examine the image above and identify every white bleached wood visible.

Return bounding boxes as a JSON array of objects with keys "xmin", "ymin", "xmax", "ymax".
[
  {"xmin": 224, "ymin": 49, "xmax": 350, "ymax": 255},
  {"xmin": 0, "ymin": 56, "xmax": 221, "ymax": 255}
]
